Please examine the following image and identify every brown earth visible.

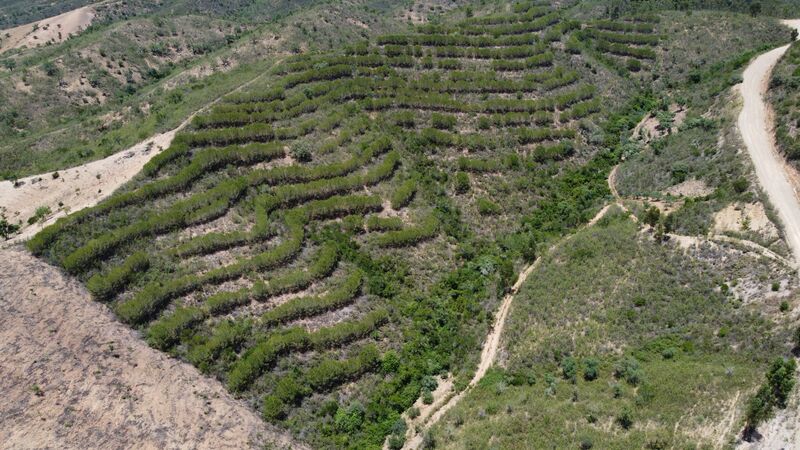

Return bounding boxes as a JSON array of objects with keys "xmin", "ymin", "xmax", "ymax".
[{"xmin": 0, "ymin": 245, "xmax": 303, "ymax": 450}]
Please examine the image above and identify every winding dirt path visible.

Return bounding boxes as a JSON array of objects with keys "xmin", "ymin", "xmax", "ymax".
[
  {"xmin": 403, "ymin": 203, "xmax": 614, "ymax": 449},
  {"xmin": 737, "ymin": 19, "xmax": 800, "ymax": 269},
  {"xmin": 735, "ymin": 19, "xmax": 800, "ymax": 449}
]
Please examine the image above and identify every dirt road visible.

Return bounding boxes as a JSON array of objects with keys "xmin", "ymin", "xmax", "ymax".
[
  {"xmin": 0, "ymin": 246, "xmax": 302, "ymax": 449},
  {"xmin": 737, "ymin": 19, "xmax": 800, "ymax": 268},
  {"xmin": 403, "ymin": 203, "xmax": 615, "ymax": 449}
]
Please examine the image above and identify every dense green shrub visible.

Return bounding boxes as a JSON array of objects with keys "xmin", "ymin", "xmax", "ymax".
[
  {"xmin": 454, "ymin": 171, "xmax": 471, "ymax": 193},
  {"xmin": 477, "ymin": 198, "xmax": 501, "ymax": 215},
  {"xmin": 365, "ymin": 216, "xmax": 403, "ymax": 231},
  {"xmin": 261, "ymin": 270, "xmax": 363, "ymax": 326},
  {"xmin": 146, "ymin": 306, "xmax": 206, "ymax": 350},
  {"xmin": 86, "ymin": 251, "xmax": 149, "ymax": 301},
  {"xmin": 391, "ymin": 179, "xmax": 417, "ymax": 209},
  {"xmin": 373, "ymin": 214, "xmax": 439, "ymax": 248}
]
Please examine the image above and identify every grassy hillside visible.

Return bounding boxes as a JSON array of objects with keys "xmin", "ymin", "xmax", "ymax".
[
  {"xmin": 24, "ymin": 2, "xmax": 666, "ymax": 447},
  {"xmin": 0, "ymin": 0, "xmax": 435, "ymax": 179},
  {"xmin": 428, "ymin": 209, "xmax": 795, "ymax": 448}
]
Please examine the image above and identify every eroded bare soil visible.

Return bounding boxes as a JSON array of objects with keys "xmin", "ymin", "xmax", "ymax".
[{"xmin": 0, "ymin": 246, "xmax": 302, "ymax": 450}]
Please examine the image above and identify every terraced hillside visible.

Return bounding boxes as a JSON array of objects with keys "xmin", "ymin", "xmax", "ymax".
[{"xmin": 26, "ymin": 2, "xmax": 661, "ymax": 447}]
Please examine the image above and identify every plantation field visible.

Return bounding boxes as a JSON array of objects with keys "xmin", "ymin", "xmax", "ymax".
[
  {"xmin": 14, "ymin": 1, "xmax": 800, "ymax": 448},
  {"xmin": 23, "ymin": 2, "xmax": 667, "ymax": 446}
]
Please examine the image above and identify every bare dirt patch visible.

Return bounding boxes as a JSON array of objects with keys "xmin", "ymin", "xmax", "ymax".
[
  {"xmin": 664, "ymin": 179, "xmax": 713, "ymax": 197},
  {"xmin": 0, "ymin": 6, "xmax": 95, "ymax": 54},
  {"xmin": 714, "ymin": 202, "xmax": 779, "ymax": 239},
  {"xmin": 0, "ymin": 128, "xmax": 178, "ymax": 244},
  {"xmin": 0, "ymin": 246, "xmax": 302, "ymax": 449}
]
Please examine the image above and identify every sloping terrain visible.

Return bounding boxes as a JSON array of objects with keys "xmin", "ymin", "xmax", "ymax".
[
  {"xmin": 5, "ymin": 1, "xmax": 800, "ymax": 449},
  {"xmin": 0, "ymin": 246, "xmax": 301, "ymax": 449},
  {"xmin": 21, "ymin": 2, "xmax": 661, "ymax": 447}
]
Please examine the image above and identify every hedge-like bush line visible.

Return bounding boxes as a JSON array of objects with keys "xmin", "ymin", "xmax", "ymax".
[
  {"xmin": 204, "ymin": 243, "xmax": 339, "ymax": 315},
  {"xmin": 260, "ymin": 270, "xmax": 363, "ymax": 327},
  {"xmin": 390, "ymin": 179, "xmax": 417, "ymax": 209},
  {"xmin": 86, "ymin": 251, "xmax": 150, "ymax": 301},
  {"xmin": 228, "ymin": 309, "xmax": 388, "ymax": 392},
  {"xmin": 372, "ymin": 214, "xmax": 439, "ymax": 248},
  {"xmin": 146, "ymin": 306, "xmax": 206, "ymax": 350}
]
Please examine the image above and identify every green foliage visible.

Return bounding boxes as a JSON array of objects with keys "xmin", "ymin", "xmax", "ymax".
[
  {"xmin": 372, "ymin": 214, "xmax": 439, "ymax": 248},
  {"xmin": 583, "ymin": 358, "xmax": 599, "ymax": 381},
  {"xmin": 0, "ymin": 215, "xmax": 20, "ymax": 240},
  {"xmin": 454, "ymin": 171, "xmax": 470, "ymax": 194},
  {"xmin": 260, "ymin": 270, "xmax": 362, "ymax": 327},
  {"xmin": 476, "ymin": 198, "xmax": 501, "ymax": 216},
  {"xmin": 391, "ymin": 179, "xmax": 417, "ymax": 209},
  {"xmin": 146, "ymin": 306, "xmax": 206, "ymax": 350},
  {"xmin": 86, "ymin": 251, "xmax": 150, "ymax": 301}
]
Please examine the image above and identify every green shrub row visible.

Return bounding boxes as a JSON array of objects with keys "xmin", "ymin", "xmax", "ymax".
[
  {"xmin": 227, "ymin": 309, "xmax": 388, "ymax": 392},
  {"xmin": 531, "ymin": 141, "xmax": 575, "ymax": 162},
  {"xmin": 515, "ymin": 127, "xmax": 576, "ymax": 145},
  {"xmin": 595, "ymin": 40, "xmax": 656, "ymax": 59},
  {"xmin": 431, "ymin": 44, "xmax": 548, "ymax": 60},
  {"xmin": 390, "ymin": 179, "xmax": 417, "ymax": 209},
  {"xmin": 224, "ymin": 87, "xmax": 285, "ymax": 104},
  {"xmin": 115, "ymin": 214, "xmax": 306, "ymax": 325},
  {"xmin": 592, "ymin": 20, "xmax": 655, "ymax": 33},
  {"xmin": 372, "ymin": 214, "xmax": 439, "ymax": 248},
  {"xmin": 364, "ymin": 216, "xmax": 404, "ymax": 231},
  {"xmin": 183, "ymin": 121, "xmax": 317, "ymax": 148},
  {"xmin": 491, "ymin": 51, "xmax": 554, "ymax": 70},
  {"xmin": 410, "ymin": 68, "xmax": 575, "ymax": 94},
  {"xmin": 204, "ymin": 243, "xmax": 339, "ymax": 315},
  {"xmin": 86, "ymin": 251, "xmax": 150, "ymax": 301},
  {"xmin": 584, "ymin": 28, "xmax": 659, "ymax": 46},
  {"xmin": 305, "ymin": 343, "xmax": 381, "ymax": 391},
  {"xmin": 281, "ymin": 64, "xmax": 353, "ymax": 89},
  {"xmin": 188, "ymin": 319, "xmax": 251, "ymax": 372},
  {"xmin": 174, "ymin": 230, "xmax": 254, "ymax": 258},
  {"xmin": 260, "ymin": 270, "xmax": 363, "ymax": 327},
  {"xmin": 560, "ymin": 98, "xmax": 602, "ymax": 121},
  {"xmin": 477, "ymin": 111, "xmax": 553, "ymax": 129},
  {"xmin": 141, "ymin": 136, "xmax": 191, "ymax": 177},
  {"xmin": 62, "ymin": 177, "xmax": 249, "ymax": 274},
  {"xmin": 295, "ymin": 194, "xmax": 384, "ymax": 222},
  {"xmin": 262, "ymin": 344, "xmax": 381, "ymax": 420},
  {"xmin": 361, "ymin": 84, "xmax": 594, "ymax": 114},
  {"xmin": 146, "ymin": 306, "xmax": 206, "ymax": 350}
]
